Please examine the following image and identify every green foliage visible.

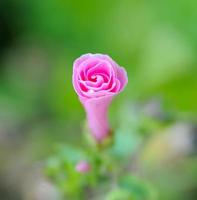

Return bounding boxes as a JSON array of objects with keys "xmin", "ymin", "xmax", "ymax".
[
  {"xmin": 106, "ymin": 189, "xmax": 132, "ymax": 200},
  {"xmin": 118, "ymin": 176, "xmax": 156, "ymax": 200},
  {"xmin": 0, "ymin": 0, "xmax": 196, "ymax": 199},
  {"xmin": 46, "ymin": 111, "xmax": 160, "ymax": 199}
]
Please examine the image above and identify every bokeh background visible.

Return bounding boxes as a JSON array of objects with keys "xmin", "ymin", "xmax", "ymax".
[{"xmin": 0, "ymin": 0, "xmax": 197, "ymax": 199}]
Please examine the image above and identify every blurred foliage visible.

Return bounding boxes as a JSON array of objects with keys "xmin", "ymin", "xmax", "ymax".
[
  {"xmin": 46, "ymin": 109, "xmax": 158, "ymax": 199},
  {"xmin": 0, "ymin": 0, "xmax": 197, "ymax": 199},
  {"xmin": 46, "ymin": 104, "xmax": 196, "ymax": 199}
]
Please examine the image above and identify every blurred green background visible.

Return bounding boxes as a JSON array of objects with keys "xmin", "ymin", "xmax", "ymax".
[{"xmin": 0, "ymin": 0, "xmax": 196, "ymax": 199}]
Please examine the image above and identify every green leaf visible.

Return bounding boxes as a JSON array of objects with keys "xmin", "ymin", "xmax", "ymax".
[
  {"xmin": 106, "ymin": 188, "xmax": 132, "ymax": 200},
  {"xmin": 111, "ymin": 130, "xmax": 140, "ymax": 158},
  {"xmin": 119, "ymin": 175, "xmax": 157, "ymax": 200},
  {"xmin": 57, "ymin": 145, "xmax": 85, "ymax": 164}
]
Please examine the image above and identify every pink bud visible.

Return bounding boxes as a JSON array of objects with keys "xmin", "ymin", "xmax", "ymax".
[
  {"xmin": 73, "ymin": 53, "xmax": 128, "ymax": 142},
  {"xmin": 75, "ymin": 160, "xmax": 90, "ymax": 173}
]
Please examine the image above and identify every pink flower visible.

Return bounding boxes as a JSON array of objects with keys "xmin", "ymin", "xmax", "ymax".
[
  {"xmin": 73, "ymin": 53, "xmax": 128, "ymax": 142},
  {"xmin": 75, "ymin": 160, "xmax": 90, "ymax": 173}
]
